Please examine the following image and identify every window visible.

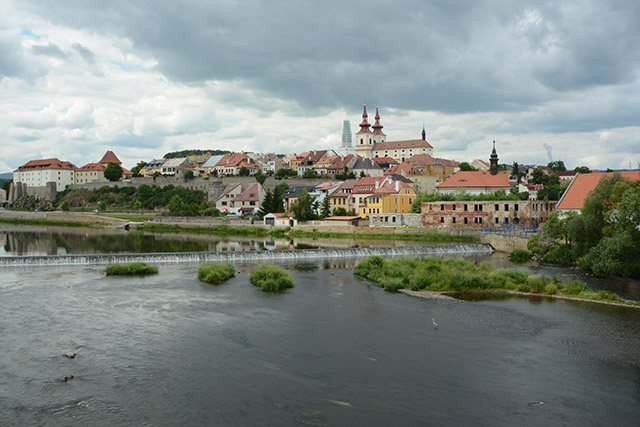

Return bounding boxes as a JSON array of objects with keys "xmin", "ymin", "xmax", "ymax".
[
  {"xmin": 250, "ymin": 201, "xmax": 255, "ymax": 206},
  {"xmin": 441, "ymin": 204, "xmax": 444, "ymax": 211},
  {"xmin": 452, "ymin": 204, "xmax": 456, "ymax": 211},
  {"xmin": 505, "ymin": 204, "xmax": 509, "ymax": 211},
  {"xmin": 505, "ymin": 218, "xmax": 509, "ymax": 224},
  {"xmin": 392, "ymin": 216, "xmax": 396, "ymax": 223},
  {"xmin": 514, "ymin": 204, "xmax": 519, "ymax": 212},
  {"xmin": 440, "ymin": 217, "xmax": 444, "ymax": 223},
  {"xmin": 452, "ymin": 217, "xmax": 456, "ymax": 224},
  {"xmin": 479, "ymin": 218, "xmax": 483, "ymax": 224},
  {"xmin": 495, "ymin": 204, "xmax": 499, "ymax": 211},
  {"xmin": 495, "ymin": 218, "xmax": 499, "ymax": 224},
  {"xmin": 464, "ymin": 204, "xmax": 468, "ymax": 211}
]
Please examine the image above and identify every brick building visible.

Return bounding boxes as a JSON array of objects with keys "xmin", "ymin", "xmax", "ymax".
[{"xmin": 421, "ymin": 199, "xmax": 556, "ymax": 228}]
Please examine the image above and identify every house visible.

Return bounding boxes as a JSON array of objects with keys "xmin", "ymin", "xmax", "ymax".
[
  {"xmin": 421, "ymin": 199, "xmax": 556, "ymax": 228},
  {"xmin": 358, "ymin": 179, "xmax": 416, "ymax": 218},
  {"xmin": 215, "ymin": 183, "xmax": 265, "ymax": 215},
  {"xmin": 161, "ymin": 158, "xmax": 191, "ymax": 175},
  {"xmin": 296, "ymin": 150, "xmax": 338, "ymax": 177},
  {"xmin": 141, "ymin": 159, "xmax": 166, "ymax": 176},
  {"xmin": 281, "ymin": 186, "xmax": 321, "ymax": 212},
  {"xmin": 13, "ymin": 158, "xmax": 77, "ymax": 191},
  {"xmin": 471, "ymin": 159, "xmax": 490, "ymax": 172},
  {"xmin": 76, "ymin": 151, "xmax": 132, "ymax": 184},
  {"xmin": 323, "ymin": 216, "xmax": 362, "ymax": 226},
  {"xmin": 263, "ymin": 212, "xmax": 297, "ymax": 227},
  {"xmin": 372, "ymin": 156, "xmax": 398, "ymax": 172},
  {"xmin": 518, "ymin": 183, "xmax": 544, "ymax": 200},
  {"xmin": 329, "ymin": 179, "xmax": 357, "ymax": 213},
  {"xmin": 351, "ymin": 157, "xmax": 383, "ymax": 177},
  {"xmin": 326, "ymin": 154, "xmax": 357, "ymax": 177},
  {"xmin": 437, "ymin": 171, "xmax": 511, "ymax": 195},
  {"xmin": 556, "ymin": 171, "xmax": 640, "ymax": 211},
  {"xmin": 525, "ymin": 165, "xmax": 555, "ymax": 182},
  {"xmin": 215, "ymin": 153, "xmax": 257, "ymax": 176},
  {"xmin": 200, "ymin": 155, "xmax": 225, "ymax": 175},
  {"xmin": 386, "ymin": 154, "xmax": 459, "ymax": 182}
]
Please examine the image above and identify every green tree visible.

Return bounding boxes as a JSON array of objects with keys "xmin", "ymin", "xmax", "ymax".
[
  {"xmin": 169, "ymin": 194, "xmax": 183, "ymax": 214},
  {"xmin": 291, "ymin": 189, "xmax": 315, "ymax": 221},
  {"xmin": 104, "ymin": 163, "xmax": 123, "ymax": 181},
  {"xmin": 275, "ymin": 168, "xmax": 296, "ymax": 179},
  {"xmin": 238, "ymin": 166, "xmax": 250, "ymax": 176},
  {"xmin": 511, "ymin": 162, "xmax": 519, "ymax": 177},
  {"xmin": 459, "ymin": 162, "xmax": 477, "ymax": 171},
  {"xmin": 332, "ymin": 207, "xmax": 357, "ymax": 216},
  {"xmin": 255, "ymin": 171, "xmax": 267, "ymax": 185},
  {"xmin": 184, "ymin": 170, "xmax": 195, "ymax": 179},
  {"xmin": 61, "ymin": 201, "xmax": 70, "ymax": 211},
  {"xmin": 302, "ymin": 169, "xmax": 319, "ymax": 179},
  {"xmin": 548, "ymin": 160, "xmax": 566, "ymax": 172},
  {"xmin": 2, "ymin": 179, "xmax": 12, "ymax": 194},
  {"xmin": 257, "ymin": 190, "xmax": 275, "ymax": 219},
  {"xmin": 321, "ymin": 194, "xmax": 331, "ymax": 218},
  {"xmin": 131, "ymin": 161, "xmax": 147, "ymax": 177},
  {"xmin": 574, "ymin": 166, "xmax": 592, "ymax": 174},
  {"xmin": 133, "ymin": 199, "xmax": 142, "ymax": 210}
]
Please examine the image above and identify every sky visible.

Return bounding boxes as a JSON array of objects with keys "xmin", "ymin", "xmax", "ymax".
[{"xmin": 1, "ymin": 0, "xmax": 639, "ymax": 173}]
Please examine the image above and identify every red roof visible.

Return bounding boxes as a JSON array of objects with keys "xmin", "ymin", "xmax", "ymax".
[
  {"xmin": 15, "ymin": 158, "xmax": 77, "ymax": 172},
  {"xmin": 78, "ymin": 162, "xmax": 106, "ymax": 171},
  {"xmin": 437, "ymin": 171, "xmax": 510, "ymax": 189},
  {"xmin": 373, "ymin": 139, "xmax": 433, "ymax": 150},
  {"xmin": 325, "ymin": 216, "xmax": 361, "ymax": 221},
  {"xmin": 235, "ymin": 183, "xmax": 261, "ymax": 202},
  {"xmin": 99, "ymin": 151, "xmax": 122, "ymax": 165},
  {"xmin": 556, "ymin": 171, "xmax": 640, "ymax": 210}
]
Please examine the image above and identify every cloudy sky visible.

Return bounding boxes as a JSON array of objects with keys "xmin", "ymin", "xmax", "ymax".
[{"xmin": 1, "ymin": 0, "xmax": 639, "ymax": 173}]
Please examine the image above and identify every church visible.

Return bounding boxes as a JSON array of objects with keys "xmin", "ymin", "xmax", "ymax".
[{"xmin": 353, "ymin": 104, "xmax": 433, "ymax": 162}]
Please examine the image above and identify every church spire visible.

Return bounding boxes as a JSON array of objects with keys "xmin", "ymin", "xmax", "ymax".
[
  {"xmin": 490, "ymin": 140, "xmax": 499, "ymax": 175},
  {"xmin": 358, "ymin": 104, "xmax": 372, "ymax": 134},
  {"xmin": 372, "ymin": 106, "xmax": 385, "ymax": 135},
  {"xmin": 422, "ymin": 123, "xmax": 426, "ymax": 141}
]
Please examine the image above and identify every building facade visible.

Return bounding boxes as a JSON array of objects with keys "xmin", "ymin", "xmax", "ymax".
[{"xmin": 13, "ymin": 158, "xmax": 77, "ymax": 191}]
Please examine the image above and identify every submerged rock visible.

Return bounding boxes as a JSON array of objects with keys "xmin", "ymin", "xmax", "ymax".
[
  {"xmin": 64, "ymin": 352, "xmax": 76, "ymax": 359},
  {"xmin": 60, "ymin": 375, "xmax": 74, "ymax": 382}
]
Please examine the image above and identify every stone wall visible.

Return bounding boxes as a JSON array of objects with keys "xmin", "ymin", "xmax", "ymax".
[
  {"xmin": 8, "ymin": 182, "xmax": 57, "ymax": 202},
  {"xmin": 368, "ymin": 213, "xmax": 421, "ymax": 227}
]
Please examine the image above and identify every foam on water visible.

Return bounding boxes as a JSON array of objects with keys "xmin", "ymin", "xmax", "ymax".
[{"xmin": 0, "ymin": 243, "xmax": 493, "ymax": 267}]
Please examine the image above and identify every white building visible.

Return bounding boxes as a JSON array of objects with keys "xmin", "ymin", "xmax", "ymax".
[{"xmin": 13, "ymin": 158, "xmax": 77, "ymax": 191}]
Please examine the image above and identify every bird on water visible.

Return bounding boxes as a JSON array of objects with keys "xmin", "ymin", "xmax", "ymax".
[{"xmin": 432, "ymin": 318, "xmax": 438, "ymax": 329}]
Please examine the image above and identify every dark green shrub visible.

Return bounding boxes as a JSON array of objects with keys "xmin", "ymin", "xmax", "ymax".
[
  {"xmin": 509, "ymin": 249, "xmax": 532, "ymax": 263},
  {"xmin": 542, "ymin": 245, "xmax": 574, "ymax": 266},
  {"xmin": 198, "ymin": 263, "xmax": 235, "ymax": 284},
  {"xmin": 105, "ymin": 262, "xmax": 158, "ymax": 276},
  {"xmin": 250, "ymin": 265, "xmax": 294, "ymax": 292},
  {"xmin": 559, "ymin": 280, "xmax": 588, "ymax": 296}
]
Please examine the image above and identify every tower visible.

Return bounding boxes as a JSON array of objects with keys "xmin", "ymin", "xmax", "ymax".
[
  {"xmin": 355, "ymin": 104, "xmax": 374, "ymax": 158},
  {"xmin": 490, "ymin": 140, "xmax": 499, "ymax": 175},
  {"xmin": 422, "ymin": 124, "xmax": 426, "ymax": 141},
  {"xmin": 341, "ymin": 120, "xmax": 354, "ymax": 155},
  {"xmin": 371, "ymin": 106, "xmax": 386, "ymax": 145}
]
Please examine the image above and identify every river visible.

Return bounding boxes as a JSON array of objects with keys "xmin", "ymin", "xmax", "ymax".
[{"xmin": 1, "ymin": 227, "xmax": 639, "ymax": 425}]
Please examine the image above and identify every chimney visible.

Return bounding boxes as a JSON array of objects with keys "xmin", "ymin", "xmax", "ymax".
[
  {"xmin": 395, "ymin": 180, "xmax": 399, "ymax": 192},
  {"xmin": 375, "ymin": 180, "xmax": 380, "ymax": 189}
]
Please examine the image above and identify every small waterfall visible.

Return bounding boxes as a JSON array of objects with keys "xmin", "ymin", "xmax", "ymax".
[{"xmin": 0, "ymin": 244, "xmax": 494, "ymax": 267}]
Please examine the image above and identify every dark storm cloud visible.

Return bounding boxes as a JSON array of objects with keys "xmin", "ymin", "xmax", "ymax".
[
  {"xmin": 31, "ymin": 42, "xmax": 67, "ymax": 58},
  {"xmin": 21, "ymin": 0, "xmax": 640, "ymax": 127}
]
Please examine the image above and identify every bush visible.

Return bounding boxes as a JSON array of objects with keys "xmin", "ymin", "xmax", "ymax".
[
  {"xmin": 61, "ymin": 201, "xmax": 70, "ymax": 211},
  {"xmin": 105, "ymin": 262, "xmax": 158, "ymax": 276},
  {"xmin": 250, "ymin": 265, "xmax": 294, "ymax": 292},
  {"xmin": 509, "ymin": 249, "xmax": 532, "ymax": 263},
  {"xmin": 542, "ymin": 245, "xmax": 574, "ymax": 266},
  {"xmin": 198, "ymin": 263, "xmax": 235, "ymax": 284},
  {"xmin": 559, "ymin": 280, "xmax": 588, "ymax": 296}
]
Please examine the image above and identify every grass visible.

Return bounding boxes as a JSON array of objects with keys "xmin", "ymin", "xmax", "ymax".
[
  {"xmin": 353, "ymin": 256, "xmax": 638, "ymax": 306},
  {"xmin": 198, "ymin": 262, "xmax": 235, "ymax": 284},
  {"xmin": 509, "ymin": 249, "xmax": 533, "ymax": 263},
  {"xmin": 98, "ymin": 213, "xmax": 158, "ymax": 221},
  {"xmin": 105, "ymin": 262, "xmax": 158, "ymax": 276},
  {"xmin": 0, "ymin": 217, "xmax": 99, "ymax": 228},
  {"xmin": 249, "ymin": 265, "xmax": 294, "ymax": 292},
  {"xmin": 137, "ymin": 223, "xmax": 272, "ymax": 237},
  {"xmin": 289, "ymin": 229, "xmax": 476, "ymax": 243}
]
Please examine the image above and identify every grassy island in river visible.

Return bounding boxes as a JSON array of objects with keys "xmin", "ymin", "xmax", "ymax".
[{"xmin": 354, "ymin": 256, "xmax": 639, "ymax": 306}]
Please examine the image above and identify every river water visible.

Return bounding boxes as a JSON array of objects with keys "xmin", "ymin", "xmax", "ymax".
[{"xmin": 1, "ymin": 227, "xmax": 640, "ymax": 425}]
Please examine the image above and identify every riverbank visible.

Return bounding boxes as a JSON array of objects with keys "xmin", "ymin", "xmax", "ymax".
[{"xmin": 356, "ymin": 256, "xmax": 640, "ymax": 308}]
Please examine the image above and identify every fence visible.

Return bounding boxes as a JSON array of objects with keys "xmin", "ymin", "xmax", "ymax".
[{"xmin": 481, "ymin": 223, "xmax": 551, "ymax": 240}]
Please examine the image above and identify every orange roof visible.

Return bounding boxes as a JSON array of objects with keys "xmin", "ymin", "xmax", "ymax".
[
  {"xmin": 556, "ymin": 171, "xmax": 640, "ymax": 210},
  {"xmin": 437, "ymin": 170, "xmax": 510, "ymax": 189},
  {"xmin": 99, "ymin": 151, "xmax": 122, "ymax": 164},
  {"xmin": 325, "ymin": 216, "xmax": 361, "ymax": 221},
  {"xmin": 78, "ymin": 162, "xmax": 106, "ymax": 171},
  {"xmin": 15, "ymin": 158, "xmax": 77, "ymax": 172}
]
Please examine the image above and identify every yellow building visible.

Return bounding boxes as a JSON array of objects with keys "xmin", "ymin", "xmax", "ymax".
[{"xmin": 358, "ymin": 181, "xmax": 415, "ymax": 218}]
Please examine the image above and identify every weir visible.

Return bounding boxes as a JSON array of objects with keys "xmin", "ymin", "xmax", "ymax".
[{"xmin": 0, "ymin": 244, "xmax": 493, "ymax": 267}]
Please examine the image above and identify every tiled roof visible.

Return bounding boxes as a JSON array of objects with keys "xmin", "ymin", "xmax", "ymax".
[
  {"xmin": 99, "ymin": 151, "xmax": 121, "ymax": 164},
  {"xmin": 352, "ymin": 158, "xmax": 382, "ymax": 170},
  {"xmin": 162, "ymin": 157, "xmax": 189, "ymax": 168},
  {"xmin": 281, "ymin": 186, "xmax": 316, "ymax": 199},
  {"xmin": 15, "ymin": 158, "xmax": 77, "ymax": 172},
  {"xmin": 437, "ymin": 171, "xmax": 510, "ymax": 189},
  {"xmin": 556, "ymin": 171, "xmax": 640, "ymax": 210},
  {"xmin": 235, "ymin": 183, "xmax": 261, "ymax": 202},
  {"xmin": 217, "ymin": 183, "xmax": 244, "ymax": 200},
  {"xmin": 373, "ymin": 139, "xmax": 433, "ymax": 151},
  {"xmin": 216, "ymin": 153, "xmax": 253, "ymax": 168},
  {"xmin": 78, "ymin": 162, "xmax": 106, "ymax": 171},
  {"xmin": 325, "ymin": 216, "xmax": 361, "ymax": 220}
]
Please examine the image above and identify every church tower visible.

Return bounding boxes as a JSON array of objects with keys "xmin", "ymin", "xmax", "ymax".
[
  {"xmin": 490, "ymin": 140, "xmax": 499, "ymax": 175},
  {"xmin": 355, "ymin": 104, "xmax": 374, "ymax": 158},
  {"xmin": 341, "ymin": 120, "xmax": 354, "ymax": 155},
  {"xmin": 371, "ymin": 106, "xmax": 386, "ymax": 146}
]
